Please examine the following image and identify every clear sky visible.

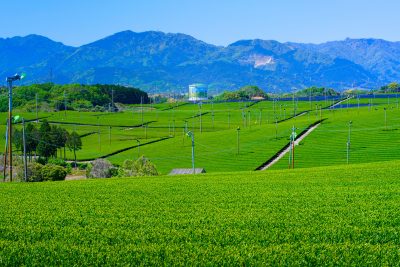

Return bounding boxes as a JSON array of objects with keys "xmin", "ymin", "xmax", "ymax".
[{"xmin": 1, "ymin": 0, "xmax": 399, "ymax": 47}]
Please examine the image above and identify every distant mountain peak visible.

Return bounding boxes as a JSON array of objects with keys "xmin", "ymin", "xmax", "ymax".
[{"xmin": 0, "ymin": 30, "xmax": 399, "ymax": 91}]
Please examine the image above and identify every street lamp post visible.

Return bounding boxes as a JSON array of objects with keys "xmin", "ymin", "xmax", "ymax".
[
  {"xmin": 292, "ymin": 126, "xmax": 297, "ymax": 169},
  {"xmin": 384, "ymin": 108, "xmax": 387, "ymax": 130},
  {"xmin": 5, "ymin": 73, "xmax": 24, "ymax": 181},
  {"xmin": 136, "ymin": 139, "xmax": 140, "ymax": 158},
  {"xmin": 186, "ymin": 131, "xmax": 195, "ymax": 174},
  {"xmin": 347, "ymin": 121, "xmax": 352, "ymax": 164},
  {"xmin": 236, "ymin": 127, "xmax": 240, "ymax": 155}
]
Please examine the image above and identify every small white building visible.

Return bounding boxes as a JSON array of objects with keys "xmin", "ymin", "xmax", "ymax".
[{"xmin": 188, "ymin": 84, "xmax": 208, "ymax": 101}]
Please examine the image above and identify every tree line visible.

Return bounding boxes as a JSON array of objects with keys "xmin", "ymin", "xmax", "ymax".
[
  {"xmin": 13, "ymin": 120, "xmax": 82, "ymax": 165},
  {"xmin": 0, "ymin": 83, "xmax": 149, "ymax": 112}
]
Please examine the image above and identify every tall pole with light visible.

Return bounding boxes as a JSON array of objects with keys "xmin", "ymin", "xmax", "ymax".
[
  {"xmin": 5, "ymin": 73, "xmax": 25, "ymax": 181},
  {"xmin": 186, "ymin": 131, "xmax": 195, "ymax": 174},
  {"xmin": 347, "ymin": 121, "xmax": 352, "ymax": 164}
]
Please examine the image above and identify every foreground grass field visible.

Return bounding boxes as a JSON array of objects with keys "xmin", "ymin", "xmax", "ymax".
[{"xmin": 1, "ymin": 160, "xmax": 399, "ymax": 265}]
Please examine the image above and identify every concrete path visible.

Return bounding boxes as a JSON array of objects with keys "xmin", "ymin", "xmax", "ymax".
[
  {"xmin": 327, "ymin": 96, "xmax": 352, "ymax": 109},
  {"xmin": 258, "ymin": 121, "xmax": 322, "ymax": 170}
]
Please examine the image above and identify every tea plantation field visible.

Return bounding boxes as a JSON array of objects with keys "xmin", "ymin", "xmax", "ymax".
[
  {"xmin": 1, "ymin": 160, "xmax": 399, "ymax": 265},
  {"xmin": 272, "ymin": 98, "xmax": 400, "ymax": 170},
  {"xmin": 2, "ymin": 95, "xmax": 400, "ymax": 174},
  {"xmin": 0, "ymin": 99, "xmax": 331, "ymax": 173}
]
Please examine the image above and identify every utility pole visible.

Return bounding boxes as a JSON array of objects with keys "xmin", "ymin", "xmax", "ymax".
[
  {"xmin": 7, "ymin": 84, "xmax": 13, "ymax": 181},
  {"xmin": 35, "ymin": 93, "xmax": 38, "ymax": 122},
  {"xmin": 248, "ymin": 111, "xmax": 251, "ymax": 128},
  {"xmin": 347, "ymin": 121, "xmax": 352, "ymax": 164},
  {"xmin": 3, "ymin": 120, "xmax": 9, "ymax": 181},
  {"xmin": 111, "ymin": 89, "xmax": 114, "ymax": 112},
  {"xmin": 199, "ymin": 103, "xmax": 202, "ymax": 133},
  {"xmin": 320, "ymin": 105, "xmax": 322, "ymax": 120},
  {"xmin": 136, "ymin": 140, "xmax": 140, "ymax": 158},
  {"xmin": 64, "ymin": 90, "xmax": 67, "ymax": 118},
  {"xmin": 291, "ymin": 126, "xmax": 296, "ymax": 169},
  {"xmin": 384, "ymin": 108, "xmax": 387, "ymax": 130},
  {"xmin": 22, "ymin": 118, "xmax": 27, "ymax": 181},
  {"xmin": 186, "ymin": 131, "xmax": 195, "ymax": 174},
  {"xmin": 6, "ymin": 73, "xmax": 24, "ymax": 181},
  {"xmin": 211, "ymin": 101, "xmax": 214, "ymax": 130},
  {"xmin": 141, "ymin": 96, "xmax": 144, "ymax": 125},
  {"xmin": 237, "ymin": 127, "xmax": 240, "ymax": 155},
  {"xmin": 292, "ymin": 87, "xmax": 296, "ymax": 117},
  {"xmin": 109, "ymin": 126, "xmax": 112, "ymax": 146},
  {"xmin": 97, "ymin": 116, "xmax": 101, "ymax": 151},
  {"xmin": 228, "ymin": 111, "xmax": 230, "ymax": 129}
]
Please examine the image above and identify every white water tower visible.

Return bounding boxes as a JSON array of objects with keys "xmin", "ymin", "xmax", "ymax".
[{"xmin": 188, "ymin": 84, "xmax": 208, "ymax": 101}]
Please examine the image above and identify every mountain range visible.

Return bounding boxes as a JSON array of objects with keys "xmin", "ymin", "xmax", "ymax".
[{"xmin": 1, "ymin": 30, "xmax": 399, "ymax": 93}]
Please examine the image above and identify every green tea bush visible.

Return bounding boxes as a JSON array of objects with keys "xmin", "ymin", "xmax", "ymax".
[{"xmin": 40, "ymin": 164, "xmax": 67, "ymax": 181}]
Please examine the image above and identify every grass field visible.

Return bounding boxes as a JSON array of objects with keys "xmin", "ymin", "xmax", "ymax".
[
  {"xmin": 271, "ymin": 101, "xmax": 400, "ymax": 170},
  {"xmin": 1, "ymin": 96, "xmax": 399, "ymax": 174},
  {"xmin": 0, "ymin": 99, "xmax": 327, "ymax": 173},
  {"xmin": 1, "ymin": 160, "xmax": 399, "ymax": 265}
]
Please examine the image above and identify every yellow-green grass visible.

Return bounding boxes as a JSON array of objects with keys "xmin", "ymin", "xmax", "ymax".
[
  {"xmin": 271, "ymin": 104, "xmax": 400, "ymax": 170},
  {"xmin": 107, "ymin": 115, "xmax": 319, "ymax": 174},
  {"xmin": 1, "ymin": 160, "xmax": 399, "ymax": 265}
]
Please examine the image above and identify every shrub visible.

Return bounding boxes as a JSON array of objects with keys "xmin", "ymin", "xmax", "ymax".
[
  {"xmin": 87, "ymin": 159, "xmax": 114, "ymax": 178},
  {"xmin": 26, "ymin": 162, "xmax": 44, "ymax": 182},
  {"xmin": 119, "ymin": 156, "xmax": 158, "ymax": 177},
  {"xmin": 47, "ymin": 158, "xmax": 68, "ymax": 167},
  {"xmin": 78, "ymin": 163, "xmax": 88, "ymax": 170},
  {"xmin": 40, "ymin": 164, "xmax": 67, "ymax": 181}
]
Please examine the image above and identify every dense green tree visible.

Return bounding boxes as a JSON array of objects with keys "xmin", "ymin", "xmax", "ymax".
[
  {"xmin": 37, "ymin": 120, "xmax": 56, "ymax": 159},
  {"xmin": 0, "ymin": 83, "xmax": 148, "ymax": 112},
  {"xmin": 52, "ymin": 126, "xmax": 69, "ymax": 159},
  {"xmin": 25, "ymin": 123, "xmax": 39, "ymax": 160},
  {"xmin": 215, "ymin": 85, "xmax": 268, "ymax": 101},
  {"xmin": 66, "ymin": 131, "xmax": 82, "ymax": 167}
]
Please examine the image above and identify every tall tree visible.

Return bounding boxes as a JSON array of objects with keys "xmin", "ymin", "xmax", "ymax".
[
  {"xmin": 66, "ymin": 131, "xmax": 82, "ymax": 167},
  {"xmin": 25, "ymin": 123, "xmax": 39, "ymax": 160},
  {"xmin": 37, "ymin": 120, "xmax": 56, "ymax": 159}
]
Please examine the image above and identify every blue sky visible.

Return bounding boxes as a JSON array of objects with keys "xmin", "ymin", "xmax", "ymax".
[{"xmin": 1, "ymin": 0, "xmax": 399, "ymax": 46}]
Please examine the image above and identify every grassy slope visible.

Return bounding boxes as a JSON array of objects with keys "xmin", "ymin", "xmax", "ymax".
[
  {"xmin": 272, "ymin": 103, "xmax": 400, "ymax": 169},
  {"xmin": 0, "ymin": 101, "xmax": 321, "ymax": 172},
  {"xmin": 1, "ymin": 161, "xmax": 400, "ymax": 265}
]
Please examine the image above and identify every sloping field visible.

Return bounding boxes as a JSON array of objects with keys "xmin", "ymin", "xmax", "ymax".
[
  {"xmin": 1, "ymin": 160, "xmax": 399, "ymax": 265},
  {"xmin": 271, "ymin": 103, "xmax": 400, "ymax": 169}
]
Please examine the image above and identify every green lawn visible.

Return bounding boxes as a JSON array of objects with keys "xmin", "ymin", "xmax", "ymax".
[{"xmin": 1, "ymin": 160, "xmax": 399, "ymax": 265}]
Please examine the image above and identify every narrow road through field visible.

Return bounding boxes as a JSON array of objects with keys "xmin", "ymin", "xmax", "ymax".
[
  {"xmin": 257, "ymin": 120, "xmax": 323, "ymax": 170},
  {"xmin": 326, "ymin": 96, "xmax": 352, "ymax": 109}
]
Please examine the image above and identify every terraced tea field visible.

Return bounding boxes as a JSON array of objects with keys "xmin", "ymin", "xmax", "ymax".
[
  {"xmin": 1, "ymin": 99, "xmax": 331, "ymax": 173},
  {"xmin": 1, "ymin": 160, "xmax": 399, "ymax": 265},
  {"xmin": 2, "ymin": 95, "xmax": 400, "ymax": 174},
  {"xmin": 271, "ymin": 98, "xmax": 400, "ymax": 169}
]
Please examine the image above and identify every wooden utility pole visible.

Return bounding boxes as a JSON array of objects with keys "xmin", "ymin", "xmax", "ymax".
[
  {"xmin": 36, "ymin": 93, "xmax": 38, "ymax": 122},
  {"xmin": 7, "ymin": 80, "xmax": 13, "ymax": 181},
  {"xmin": 22, "ymin": 119, "xmax": 27, "ymax": 181}
]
